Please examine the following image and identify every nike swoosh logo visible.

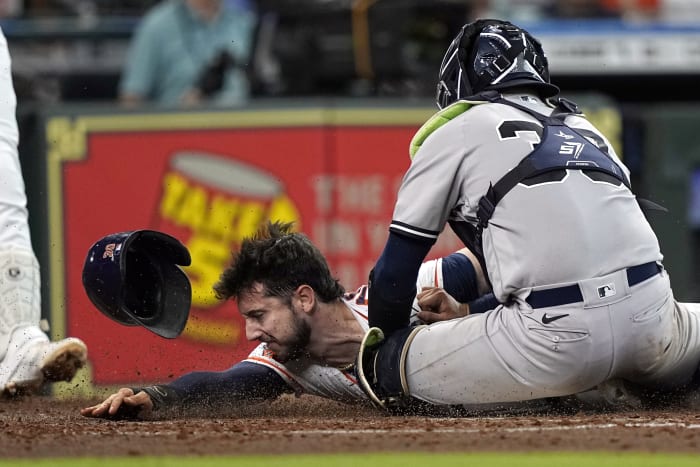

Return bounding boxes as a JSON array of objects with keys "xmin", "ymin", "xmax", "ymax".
[{"xmin": 542, "ymin": 313, "xmax": 569, "ymax": 324}]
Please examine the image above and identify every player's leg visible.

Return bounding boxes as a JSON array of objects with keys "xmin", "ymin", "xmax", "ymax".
[
  {"xmin": 602, "ymin": 269, "xmax": 700, "ymax": 390},
  {"xmin": 568, "ymin": 270, "xmax": 700, "ymax": 408},
  {"xmin": 363, "ymin": 268, "xmax": 672, "ymax": 407},
  {"xmin": 0, "ymin": 28, "xmax": 86, "ymax": 396},
  {"xmin": 622, "ymin": 299, "xmax": 700, "ymax": 391},
  {"xmin": 402, "ymin": 304, "xmax": 610, "ymax": 405},
  {"xmin": 358, "ymin": 301, "xmax": 614, "ymax": 408}
]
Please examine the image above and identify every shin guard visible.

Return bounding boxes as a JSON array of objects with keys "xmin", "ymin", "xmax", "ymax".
[{"xmin": 356, "ymin": 325, "xmax": 426, "ymax": 412}]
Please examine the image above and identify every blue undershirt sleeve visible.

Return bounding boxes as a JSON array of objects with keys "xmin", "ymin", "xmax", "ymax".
[
  {"xmin": 440, "ymin": 252, "xmax": 480, "ymax": 303},
  {"xmin": 440, "ymin": 252, "xmax": 500, "ymax": 313},
  {"xmin": 165, "ymin": 361, "xmax": 290, "ymax": 409},
  {"xmin": 368, "ymin": 231, "xmax": 433, "ymax": 334},
  {"xmin": 467, "ymin": 293, "xmax": 500, "ymax": 314}
]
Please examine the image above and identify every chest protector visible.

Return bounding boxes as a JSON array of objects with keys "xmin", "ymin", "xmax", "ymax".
[
  {"xmin": 476, "ymin": 96, "xmax": 630, "ymax": 231},
  {"xmin": 413, "ymin": 94, "xmax": 662, "ymax": 294}
]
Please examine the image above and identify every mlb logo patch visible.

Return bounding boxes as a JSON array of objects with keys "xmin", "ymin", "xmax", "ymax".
[{"xmin": 597, "ymin": 283, "xmax": 616, "ymax": 298}]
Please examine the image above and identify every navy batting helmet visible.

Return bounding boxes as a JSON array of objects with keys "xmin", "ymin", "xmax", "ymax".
[
  {"xmin": 82, "ymin": 230, "xmax": 192, "ymax": 339},
  {"xmin": 436, "ymin": 19, "xmax": 559, "ymax": 109}
]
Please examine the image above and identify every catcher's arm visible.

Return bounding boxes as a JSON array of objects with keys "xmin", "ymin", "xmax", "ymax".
[
  {"xmin": 80, "ymin": 361, "xmax": 290, "ymax": 420},
  {"xmin": 414, "ymin": 247, "xmax": 497, "ymax": 323}
]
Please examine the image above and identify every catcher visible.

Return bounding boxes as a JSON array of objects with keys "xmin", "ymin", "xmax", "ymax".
[
  {"xmin": 359, "ymin": 18, "xmax": 700, "ymax": 412},
  {"xmin": 80, "ymin": 222, "xmax": 491, "ymax": 419}
]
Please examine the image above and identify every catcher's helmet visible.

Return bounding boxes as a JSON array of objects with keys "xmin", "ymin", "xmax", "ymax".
[
  {"xmin": 436, "ymin": 19, "xmax": 559, "ymax": 109},
  {"xmin": 82, "ymin": 230, "xmax": 192, "ymax": 339}
]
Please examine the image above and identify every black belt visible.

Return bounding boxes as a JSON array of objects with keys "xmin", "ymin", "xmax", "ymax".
[{"xmin": 526, "ymin": 262, "xmax": 662, "ymax": 309}]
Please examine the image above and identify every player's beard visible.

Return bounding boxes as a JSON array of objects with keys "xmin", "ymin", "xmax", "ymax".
[{"xmin": 274, "ymin": 309, "xmax": 311, "ymax": 363}]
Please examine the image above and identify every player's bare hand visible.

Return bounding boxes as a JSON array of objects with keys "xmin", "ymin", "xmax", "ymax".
[
  {"xmin": 416, "ymin": 287, "xmax": 469, "ymax": 323},
  {"xmin": 80, "ymin": 387, "xmax": 153, "ymax": 419}
]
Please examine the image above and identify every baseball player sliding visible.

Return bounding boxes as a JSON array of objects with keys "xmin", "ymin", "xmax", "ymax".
[
  {"xmin": 358, "ymin": 19, "xmax": 700, "ymax": 411},
  {"xmin": 80, "ymin": 222, "xmax": 488, "ymax": 419},
  {"xmin": 81, "ymin": 19, "xmax": 700, "ymax": 417}
]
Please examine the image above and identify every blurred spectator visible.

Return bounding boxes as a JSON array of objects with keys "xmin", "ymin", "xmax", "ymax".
[{"xmin": 119, "ymin": 0, "xmax": 257, "ymax": 108}]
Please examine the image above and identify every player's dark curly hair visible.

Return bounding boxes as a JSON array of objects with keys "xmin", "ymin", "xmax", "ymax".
[{"xmin": 213, "ymin": 221, "xmax": 345, "ymax": 303}]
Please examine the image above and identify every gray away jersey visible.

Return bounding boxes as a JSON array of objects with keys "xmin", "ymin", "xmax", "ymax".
[{"xmin": 392, "ymin": 93, "xmax": 662, "ymax": 303}]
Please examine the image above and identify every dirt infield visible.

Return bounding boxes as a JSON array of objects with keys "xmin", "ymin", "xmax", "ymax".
[{"xmin": 2, "ymin": 395, "xmax": 700, "ymax": 458}]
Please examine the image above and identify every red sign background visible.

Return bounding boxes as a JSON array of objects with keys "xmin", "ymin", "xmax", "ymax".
[{"xmin": 62, "ymin": 123, "xmax": 461, "ymax": 386}]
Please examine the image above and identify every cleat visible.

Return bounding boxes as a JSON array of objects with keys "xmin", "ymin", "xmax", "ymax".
[
  {"xmin": 0, "ymin": 248, "xmax": 87, "ymax": 396},
  {"xmin": 40, "ymin": 338, "xmax": 88, "ymax": 383},
  {"xmin": 0, "ymin": 327, "xmax": 87, "ymax": 397}
]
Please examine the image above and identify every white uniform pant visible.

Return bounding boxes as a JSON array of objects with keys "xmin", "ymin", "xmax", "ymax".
[
  {"xmin": 0, "ymin": 28, "xmax": 43, "ymax": 359},
  {"xmin": 405, "ymin": 269, "xmax": 700, "ymax": 405},
  {"xmin": 0, "ymin": 28, "xmax": 30, "ymax": 250}
]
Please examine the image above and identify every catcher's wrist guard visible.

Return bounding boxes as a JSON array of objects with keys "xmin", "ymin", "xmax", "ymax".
[{"xmin": 355, "ymin": 325, "xmax": 427, "ymax": 413}]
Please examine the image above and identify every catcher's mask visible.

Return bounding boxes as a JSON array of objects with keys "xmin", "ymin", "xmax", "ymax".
[
  {"xmin": 82, "ymin": 230, "xmax": 192, "ymax": 339},
  {"xmin": 436, "ymin": 19, "xmax": 559, "ymax": 109}
]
